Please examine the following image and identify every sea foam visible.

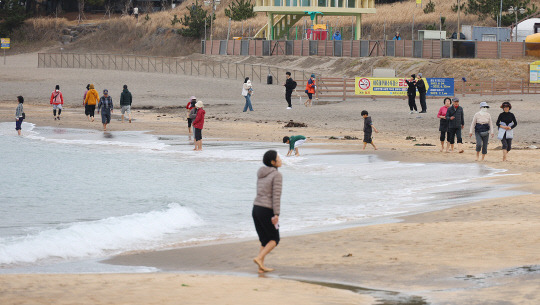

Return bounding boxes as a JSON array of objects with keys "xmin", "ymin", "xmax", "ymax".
[{"xmin": 0, "ymin": 203, "xmax": 203, "ymax": 265}]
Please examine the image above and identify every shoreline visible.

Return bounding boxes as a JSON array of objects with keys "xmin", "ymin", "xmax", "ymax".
[{"xmin": 2, "ymin": 117, "xmax": 539, "ymax": 304}]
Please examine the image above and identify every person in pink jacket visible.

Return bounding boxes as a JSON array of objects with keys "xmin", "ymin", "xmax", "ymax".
[{"xmin": 50, "ymin": 85, "xmax": 64, "ymax": 120}]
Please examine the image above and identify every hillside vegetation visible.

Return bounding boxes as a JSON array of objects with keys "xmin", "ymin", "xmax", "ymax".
[{"xmin": 5, "ymin": 0, "xmax": 540, "ymax": 81}]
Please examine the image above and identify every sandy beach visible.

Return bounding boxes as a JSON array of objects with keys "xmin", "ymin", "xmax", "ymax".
[{"xmin": 1, "ymin": 52, "xmax": 540, "ymax": 305}]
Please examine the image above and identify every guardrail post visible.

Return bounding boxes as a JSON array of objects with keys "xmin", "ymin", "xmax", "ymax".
[{"xmin": 343, "ymin": 78, "xmax": 347, "ymax": 102}]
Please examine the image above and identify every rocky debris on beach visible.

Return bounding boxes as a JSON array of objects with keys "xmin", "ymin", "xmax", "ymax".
[
  {"xmin": 406, "ymin": 136, "xmax": 417, "ymax": 141},
  {"xmin": 343, "ymin": 135, "xmax": 359, "ymax": 140},
  {"xmin": 284, "ymin": 120, "xmax": 307, "ymax": 128},
  {"xmin": 414, "ymin": 143, "xmax": 436, "ymax": 146}
]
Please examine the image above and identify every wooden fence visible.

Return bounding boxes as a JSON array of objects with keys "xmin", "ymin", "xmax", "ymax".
[
  {"xmin": 202, "ymin": 39, "xmax": 540, "ymax": 59},
  {"xmin": 315, "ymin": 77, "xmax": 540, "ymax": 101},
  {"xmin": 37, "ymin": 52, "xmax": 316, "ymax": 86}
]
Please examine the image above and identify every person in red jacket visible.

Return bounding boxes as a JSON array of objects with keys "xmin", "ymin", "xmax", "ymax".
[
  {"xmin": 50, "ymin": 85, "xmax": 64, "ymax": 120},
  {"xmin": 192, "ymin": 100, "xmax": 206, "ymax": 151},
  {"xmin": 304, "ymin": 74, "xmax": 316, "ymax": 107}
]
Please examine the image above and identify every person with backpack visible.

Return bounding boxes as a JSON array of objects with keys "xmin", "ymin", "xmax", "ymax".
[
  {"xmin": 50, "ymin": 85, "xmax": 64, "ymax": 121},
  {"xmin": 84, "ymin": 84, "xmax": 99, "ymax": 122},
  {"xmin": 284, "ymin": 72, "xmax": 297, "ymax": 109},
  {"xmin": 305, "ymin": 74, "xmax": 316, "ymax": 107}
]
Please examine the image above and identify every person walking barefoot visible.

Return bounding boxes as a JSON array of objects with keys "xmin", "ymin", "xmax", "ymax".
[
  {"xmin": 469, "ymin": 102, "xmax": 494, "ymax": 161},
  {"xmin": 84, "ymin": 84, "xmax": 99, "ymax": 122},
  {"xmin": 50, "ymin": 85, "xmax": 64, "ymax": 121},
  {"xmin": 437, "ymin": 98, "xmax": 451, "ymax": 152},
  {"xmin": 120, "ymin": 85, "xmax": 133, "ymax": 123},
  {"xmin": 192, "ymin": 100, "xmax": 205, "ymax": 151},
  {"xmin": 252, "ymin": 150, "xmax": 282, "ymax": 273},
  {"xmin": 15, "ymin": 96, "xmax": 24, "ymax": 136},
  {"xmin": 97, "ymin": 89, "xmax": 113, "ymax": 131},
  {"xmin": 496, "ymin": 102, "xmax": 518, "ymax": 162}
]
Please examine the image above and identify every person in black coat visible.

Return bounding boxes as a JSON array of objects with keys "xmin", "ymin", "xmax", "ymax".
[
  {"xmin": 416, "ymin": 73, "xmax": 427, "ymax": 113},
  {"xmin": 496, "ymin": 101, "xmax": 518, "ymax": 161},
  {"xmin": 284, "ymin": 71, "xmax": 296, "ymax": 109},
  {"xmin": 405, "ymin": 74, "xmax": 417, "ymax": 114},
  {"xmin": 445, "ymin": 97, "xmax": 465, "ymax": 153}
]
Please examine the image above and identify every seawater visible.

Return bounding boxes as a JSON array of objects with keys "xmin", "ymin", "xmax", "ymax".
[{"xmin": 0, "ymin": 122, "xmax": 519, "ymax": 272}]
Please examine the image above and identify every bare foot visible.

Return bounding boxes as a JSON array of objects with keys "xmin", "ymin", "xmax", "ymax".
[{"xmin": 253, "ymin": 258, "xmax": 264, "ymax": 270}]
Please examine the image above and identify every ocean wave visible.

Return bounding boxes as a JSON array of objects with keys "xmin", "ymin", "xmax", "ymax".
[{"xmin": 0, "ymin": 203, "xmax": 203, "ymax": 266}]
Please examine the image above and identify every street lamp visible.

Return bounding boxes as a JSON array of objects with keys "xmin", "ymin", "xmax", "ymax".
[
  {"xmin": 508, "ymin": 6, "xmax": 526, "ymax": 42},
  {"xmin": 204, "ymin": 0, "xmax": 221, "ymax": 40}
]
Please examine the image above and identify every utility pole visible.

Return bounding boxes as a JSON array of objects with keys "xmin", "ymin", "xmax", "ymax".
[{"xmin": 457, "ymin": 0, "xmax": 461, "ymax": 39}]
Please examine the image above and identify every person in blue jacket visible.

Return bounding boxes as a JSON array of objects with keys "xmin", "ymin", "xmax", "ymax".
[{"xmin": 333, "ymin": 30, "xmax": 341, "ymax": 41}]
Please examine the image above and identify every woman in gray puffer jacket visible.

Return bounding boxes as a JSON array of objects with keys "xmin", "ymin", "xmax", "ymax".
[{"xmin": 252, "ymin": 150, "xmax": 282, "ymax": 273}]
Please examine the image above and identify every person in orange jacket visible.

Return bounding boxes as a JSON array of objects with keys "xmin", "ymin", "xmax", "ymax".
[
  {"xmin": 50, "ymin": 85, "xmax": 64, "ymax": 120},
  {"xmin": 84, "ymin": 84, "xmax": 99, "ymax": 122},
  {"xmin": 304, "ymin": 74, "xmax": 316, "ymax": 107}
]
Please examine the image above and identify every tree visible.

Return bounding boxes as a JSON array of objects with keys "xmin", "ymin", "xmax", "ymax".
[
  {"xmin": 464, "ymin": 0, "xmax": 537, "ymax": 26},
  {"xmin": 224, "ymin": 0, "xmax": 255, "ymax": 21},
  {"xmin": 78, "ymin": 0, "xmax": 104, "ymax": 23},
  {"xmin": 178, "ymin": 4, "xmax": 213, "ymax": 38},
  {"xmin": 0, "ymin": 0, "xmax": 26, "ymax": 36}
]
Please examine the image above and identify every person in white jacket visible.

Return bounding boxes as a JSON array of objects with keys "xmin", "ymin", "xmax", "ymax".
[
  {"xmin": 469, "ymin": 101, "xmax": 494, "ymax": 161},
  {"xmin": 241, "ymin": 77, "xmax": 254, "ymax": 112}
]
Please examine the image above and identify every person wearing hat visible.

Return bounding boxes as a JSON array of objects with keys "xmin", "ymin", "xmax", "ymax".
[
  {"xmin": 97, "ymin": 89, "xmax": 114, "ymax": 131},
  {"xmin": 120, "ymin": 85, "xmax": 133, "ymax": 123},
  {"xmin": 393, "ymin": 32, "xmax": 401, "ymax": 40},
  {"xmin": 496, "ymin": 102, "xmax": 518, "ymax": 161},
  {"xmin": 445, "ymin": 97, "xmax": 465, "ymax": 153},
  {"xmin": 416, "ymin": 73, "xmax": 427, "ymax": 113},
  {"xmin": 304, "ymin": 74, "xmax": 316, "ymax": 107},
  {"xmin": 84, "ymin": 84, "xmax": 99, "ymax": 122},
  {"xmin": 186, "ymin": 96, "xmax": 197, "ymax": 136},
  {"xmin": 192, "ymin": 100, "xmax": 205, "ymax": 151},
  {"xmin": 50, "ymin": 84, "xmax": 64, "ymax": 121},
  {"xmin": 405, "ymin": 74, "xmax": 417, "ymax": 114},
  {"xmin": 469, "ymin": 101, "xmax": 494, "ymax": 161}
]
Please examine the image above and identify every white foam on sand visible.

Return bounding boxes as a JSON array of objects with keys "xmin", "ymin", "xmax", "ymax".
[{"xmin": 0, "ymin": 204, "xmax": 203, "ymax": 266}]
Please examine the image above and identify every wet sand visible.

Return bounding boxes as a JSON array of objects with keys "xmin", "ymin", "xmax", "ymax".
[{"xmin": 1, "ymin": 52, "xmax": 540, "ymax": 305}]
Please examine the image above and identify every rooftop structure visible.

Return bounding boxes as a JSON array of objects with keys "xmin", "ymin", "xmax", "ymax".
[{"xmin": 253, "ymin": 0, "xmax": 376, "ymax": 40}]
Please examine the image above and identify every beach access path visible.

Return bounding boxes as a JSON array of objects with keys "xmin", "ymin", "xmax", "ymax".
[{"xmin": 1, "ymin": 52, "xmax": 540, "ymax": 305}]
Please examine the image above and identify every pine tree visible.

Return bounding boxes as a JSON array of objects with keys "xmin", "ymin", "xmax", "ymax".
[
  {"xmin": 178, "ymin": 4, "xmax": 213, "ymax": 38},
  {"xmin": 224, "ymin": 0, "xmax": 256, "ymax": 21}
]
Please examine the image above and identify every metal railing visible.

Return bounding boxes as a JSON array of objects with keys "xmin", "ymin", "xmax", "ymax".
[{"xmin": 37, "ymin": 52, "xmax": 317, "ymax": 86}]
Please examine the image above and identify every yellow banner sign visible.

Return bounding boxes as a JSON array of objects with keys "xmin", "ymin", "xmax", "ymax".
[
  {"xmin": 416, "ymin": 0, "xmax": 422, "ymax": 4},
  {"xmin": 355, "ymin": 77, "xmax": 409, "ymax": 96},
  {"xmin": 530, "ymin": 61, "xmax": 540, "ymax": 83},
  {"xmin": 1, "ymin": 38, "xmax": 10, "ymax": 49}
]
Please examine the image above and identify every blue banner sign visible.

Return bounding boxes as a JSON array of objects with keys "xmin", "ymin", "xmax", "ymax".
[{"xmin": 426, "ymin": 78, "xmax": 454, "ymax": 97}]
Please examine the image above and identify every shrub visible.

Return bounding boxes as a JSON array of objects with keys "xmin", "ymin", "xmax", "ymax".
[{"xmin": 423, "ymin": 0, "xmax": 435, "ymax": 14}]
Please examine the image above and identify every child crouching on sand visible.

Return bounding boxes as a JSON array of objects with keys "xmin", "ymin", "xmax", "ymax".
[
  {"xmin": 283, "ymin": 135, "xmax": 306, "ymax": 156},
  {"xmin": 362, "ymin": 110, "xmax": 379, "ymax": 150}
]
